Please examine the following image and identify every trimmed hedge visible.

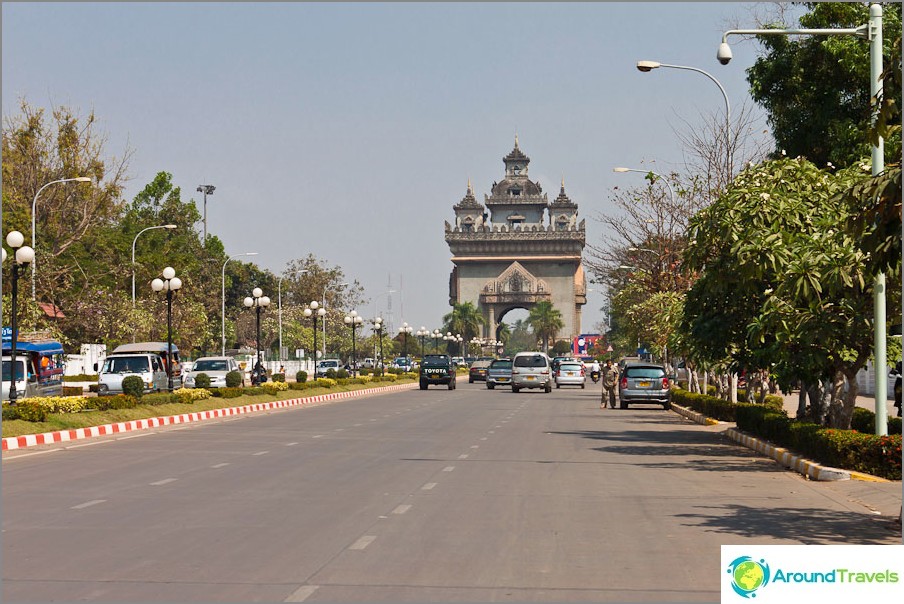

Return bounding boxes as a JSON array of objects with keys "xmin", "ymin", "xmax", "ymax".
[
  {"xmin": 93, "ymin": 395, "xmax": 139, "ymax": 411},
  {"xmin": 2, "ymin": 401, "xmax": 48, "ymax": 422},
  {"xmin": 121, "ymin": 376, "xmax": 145, "ymax": 399},
  {"xmin": 851, "ymin": 406, "xmax": 903, "ymax": 435},
  {"xmin": 296, "ymin": 370, "xmax": 308, "ymax": 383},
  {"xmin": 209, "ymin": 387, "xmax": 244, "ymax": 399},
  {"xmin": 225, "ymin": 370, "xmax": 242, "ymax": 388},
  {"xmin": 194, "ymin": 373, "xmax": 212, "ymax": 389}
]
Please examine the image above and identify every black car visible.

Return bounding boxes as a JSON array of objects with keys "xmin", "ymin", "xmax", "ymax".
[{"xmin": 419, "ymin": 354, "xmax": 457, "ymax": 390}]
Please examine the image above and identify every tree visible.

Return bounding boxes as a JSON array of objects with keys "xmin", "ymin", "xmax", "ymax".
[
  {"xmin": 443, "ymin": 302, "xmax": 486, "ymax": 348},
  {"xmin": 745, "ymin": 2, "xmax": 902, "ymax": 168},
  {"xmin": 527, "ymin": 301, "xmax": 564, "ymax": 355}
]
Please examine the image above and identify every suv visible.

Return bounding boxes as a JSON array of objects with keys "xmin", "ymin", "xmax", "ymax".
[
  {"xmin": 511, "ymin": 352, "xmax": 552, "ymax": 393},
  {"xmin": 315, "ymin": 359, "xmax": 341, "ymax": 377},
  {"xmin": 618, "ymin": 363, "xmax": 671, "ymax": 409},
  {"xmin": 183, "ymin": 356, "xmax": 240, "ymax": 388},
  {"xmin": 419, "ymin": 354, "xmax": 457, "ymax": 390}
]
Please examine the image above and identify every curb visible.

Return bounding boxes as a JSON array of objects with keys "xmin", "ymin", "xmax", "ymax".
[
  {"xmin": 671, "ymin": 402, "xmax": 890, "ymax": 483},
  {"xmin": 2, "ymin": 382, "xmax": 419, "ymax": 452}
]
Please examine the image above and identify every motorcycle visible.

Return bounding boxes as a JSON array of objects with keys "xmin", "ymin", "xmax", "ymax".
[{"xmin": 590, "ymin": 370, "xmax": 601, "ymax": 383}]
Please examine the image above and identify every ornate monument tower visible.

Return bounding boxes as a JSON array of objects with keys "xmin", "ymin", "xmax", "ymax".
[{"xmin": 445, "ymin": 138, "xmax": 587, "ymax": 343}]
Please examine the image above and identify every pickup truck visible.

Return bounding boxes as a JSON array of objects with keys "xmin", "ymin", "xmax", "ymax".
[{"xmin": 419, "ymin": 354, "xmax": 457, "ymax": 390}]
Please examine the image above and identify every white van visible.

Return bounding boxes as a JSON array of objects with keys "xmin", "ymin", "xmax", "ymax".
[
  {"xmin": 97, "ymin": 353, "xmax": 168, "ymax": 395},
  {"xmin": 511, "ymin": 351, "xmax": 552, "ymax": 393}
]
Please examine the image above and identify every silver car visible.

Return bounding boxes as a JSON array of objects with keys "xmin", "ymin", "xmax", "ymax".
[
  {"xmin": 618, "ymin": 363, "xmax": 671, "ymax": 409},
  {"xmin": 511, "ymin": 352, "xmax": 552, "ymax": 393},
  {"xmin": 183, "ymin": 356, "xmax": 240, "ymax": 388},
  {"xmin": 555, "ymin": 360, "xmax": 586, "ymax": 389}
]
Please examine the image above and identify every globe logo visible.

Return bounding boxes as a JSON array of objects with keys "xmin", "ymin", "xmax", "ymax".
[{"xmin": 727, "ymin": 556, "xmax": 770, "ymax": 598}]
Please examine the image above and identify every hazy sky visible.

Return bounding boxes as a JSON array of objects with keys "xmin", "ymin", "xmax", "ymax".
[{"xmin": 2, "ymin": 2, "xmax": 785, "ymax": 335}]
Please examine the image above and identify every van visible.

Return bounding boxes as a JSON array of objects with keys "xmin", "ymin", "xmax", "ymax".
[
  {"xmin": 97, "ymin": 353, "xmax": 168, "ymax": 394},
  {"xmin": 511, "ymin": 352, "xmax": 552, "ymax": 393},
  {"xmin": 2, "ymin": 338, "xmax": 65, "ymax": 400},
  {"xmin": 109, "ymin": 342, "xmax": 182, "ymax": 388}
]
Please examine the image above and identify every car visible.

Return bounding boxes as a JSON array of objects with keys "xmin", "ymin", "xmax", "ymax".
[
  {"xmin": 551, "ymin": 356, "xmax": 580, "ymax": 373},
  {"xmin": 511, "ymin": 352, "xmax": 552, "ymax": 393},
  {"xmin": 315, "ymin": 359, "xmax": 342, "ymax": 377},
  {"xmin": 618, "ymin": 363, "xmax": 672, "ymax": 409},
  {"xmin": 485, "ymin": 358, "xmax": 513, "ymax": 389},
  {"xmin": 97, "ymin": 353, "xmax": 168, "ymax": 394},
  {"xmin": 468, "ymin": 359, "xmax": 492, "ymax": 383},
  {"xmin": 392, "ymin": 357, "xmax": 416, "ymax": 372},
  {"xmin": 362, "ymin": 358, "xmax": 375, "ymax": 369},
  {"xmin": 555, "ymin": 360, "xmax": 586, "ymax": 389},
  {"xmin": 183, "ymin": 356, "xmax": 240, "ymax": 388},
  {"xmin": 419, "ymin": 354, "xmax": 457, "ymax": 390},
  {"xmin": 451, "ymin": 356, "xmax": 465, "ymax": 368}
]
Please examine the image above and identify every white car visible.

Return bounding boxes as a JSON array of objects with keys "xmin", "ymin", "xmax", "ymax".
[
  {"xmin": 183, "ymin": 356, "xmax": 240, "ymax": 388},
  {"xmin": 315, "ymin": 359, "xmax": 341, "ymax": 377}
]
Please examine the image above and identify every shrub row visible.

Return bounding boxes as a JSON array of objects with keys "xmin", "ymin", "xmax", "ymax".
[{"xmin": 670, "ymin": 388, "xmax": 782, "ymax": 422}]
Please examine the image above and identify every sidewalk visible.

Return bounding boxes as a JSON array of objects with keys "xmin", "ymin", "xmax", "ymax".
[{"xmin": 778, "ymin": 391, "xmax": 898, "ymax": 420}]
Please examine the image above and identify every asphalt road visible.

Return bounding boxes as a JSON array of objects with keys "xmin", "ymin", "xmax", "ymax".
[{"xmin": 2, "ymin": 381, "xmax": 899, "ymax": 602}]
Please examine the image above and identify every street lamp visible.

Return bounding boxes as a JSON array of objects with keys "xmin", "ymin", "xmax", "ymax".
[
  {"xmin": 31, "ymin": 176, "xmax": 92, "ymax": 301},
  {"xmin": 151, "ymin": 267, "xmax": 183, "ymax": 392},
  {"xmin": 344, "ymin": 310, "xmax": 363, "ymax": 376},
  {"xmin": 613, "ymin": 167, "xmax": 677, "ymax": 205},
  {"xmin": 196, "ymin": 184, "xmax": 215, "ymax": 242},
  {"xmin": 374, "ymin": 317, "xmax": 385, "ymax": 375},
  {"xmin": 279, "ymin": 269, "xmax": 308, "ymax": 366},
  {"xmin": 322, "ymin": 282, "xmax": 349, "ymax": 358},
  {"xmin": 417, "ymin": 327, "xmax": 429, "ymax": 358},
  {"xmin": 243, "ymin": 288, "xmax": 271, "ymax": 385},
  {"xmin": 635, "ymin": 61, "xmax": 731, "ymax": 178},
  {"xmin": 132, "ymin": 224, "xmax": 178, "ymax": 310},
  {"xmin": 4, "ymin": 231, "xmax": 34, "ymax": 403},
  {"xmin": 719, "ymin": 4, "xmax": 887, "ymax": 434},
  {"xmin": 398, "ymin": 322, "xmax": 412, "ymax": 357},
  {"xmin": 303, "ymin": 301, "xmax": 326, "ymax": 372},
  {"xmin": 432, "ymin": 329, "xmax": 442, "ymax": 353},
  {"xmin": 222, "ymin": 252, "xmax": 258, "ymax": 355}
]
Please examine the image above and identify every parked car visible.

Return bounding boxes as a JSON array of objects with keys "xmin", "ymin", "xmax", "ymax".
[
  {"xmin": 486, "ymin": 358, "xmax": 513, "ymax": 389},
  {"xmin": 315, "ymin": 359, "xmax": 341, "ymax": 377},
  {"xmin": 110, "ymin": 342, "xmax": 183, "ymax": 388},
  {"xmin": 97, "ymin": 353, "xmax": 168, "ymax": 394},
  {"xmin": 618, "ymin": 363, "xmax": 671, "ymax": 409},
  {"xmin": 419, "ymin": 354, "xmax": 457, "ymax": 390},
  {"xmin": 362, "ymin": 358, "xmax": 375, "ymax": 369},
  {"xmin": 183, "ymin": 356, "xmax": 240, "ymax": 389},
  {"xmin": 511, "ymin": 352, "xmax": 552, "ymax": 393},
  {"xmin": 468, "ymin": 359, "xmax": 492, "ymax": 383},
  {"xmin": 555, "ymin": 360, "xmax": 586, "ymax": 389},
  {"xmin": 392, "ymin": 357, "xmax": 416, "ymax": 372}
]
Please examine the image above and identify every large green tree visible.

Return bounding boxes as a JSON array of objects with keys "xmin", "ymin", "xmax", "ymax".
[
  {"xmin": 527, "ymin": 301, "xmax": 564, "ymax": 355},
  {"xmin": 746, "ymin": 2, "xmax": 901, "ymax": 168},
  {"xmin": 443, "ymin": 302, "xmax": 486, "ymax": 353}
]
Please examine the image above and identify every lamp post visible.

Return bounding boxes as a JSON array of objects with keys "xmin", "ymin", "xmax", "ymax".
[
  {"xmin": 243, "ymin": 288, "xmax": 271, "ymax": 385},
  {"xmin": 222, "ymin": 252, "xmax": 258, "ymax": 355},
  {"xmin": 31, "ymin": 176, "xmax": 92, "ymax": 301},
  {"xmin": 432, "ymin": 329, "xmax": 442, "ymax": 353},
  {"xmin": 417, "ymin": 327, "xmax": 429, "ymax": 358},
  {"xmin": 323, "ymin": 282, "xmax": 349, "ymax": 358},
  {"xmin": 279, "ymin": 269, "xmax": 308, "ymax": 366},
  {"xmin": 719, "ymin": 4, "xmax": 886, "ymax": 434},
  {"xmin": 4, "ymin": 231, "xmax": 34, "ymax": 403},
  {"xmin": 132, "ymin": 224, "xmax": 178, "ymax": 309},
  {"xmin": 151, "ymin": 267, "xmax": 183, "ymax": 392},
  {"xmin": 635, "ymin": 61, "xmax": 731, "ymax": 178},
  {"xmin": 196, "ymin": 184, "xmax": 215, "ymax": 242},
  {"xmin": 303, "ymin": 301, "xmax": 326, "ymax": 373},
  {"xmin": 344, "ymin": 310, "xmax": 363, "ymax": 376},
  {"xmin": 374, "ymin": 317, "xmax": 384, "ymax": 375},
  {"xmin": 470, "ymin": 336, "xmax": 482, "ymax": 358},
  {"xmin": 398, "ymin": 322, "xmax": 412, "ymax": 358}
]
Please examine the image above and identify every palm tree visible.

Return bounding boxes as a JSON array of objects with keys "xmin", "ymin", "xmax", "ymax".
[
  {"xmin": 527, "ymin": 301, "xmax": 564, "ymax": 355},
  {"xmin": 442, "ymin": 302, "xmax": 486, "ymax": 353}
]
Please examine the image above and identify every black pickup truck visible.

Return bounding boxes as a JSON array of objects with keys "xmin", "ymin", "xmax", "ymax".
[{"xmin": 419, "ymin": 354, "xmax": 457, "ymax": 390}]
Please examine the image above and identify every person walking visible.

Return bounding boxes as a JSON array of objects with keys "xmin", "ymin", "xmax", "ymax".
[{"xmin": 602, "ymin": 360, "xmax": 619, "ymax": 409}]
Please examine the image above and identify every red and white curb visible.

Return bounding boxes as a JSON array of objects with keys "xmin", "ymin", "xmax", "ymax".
[{"xmin": 2, "ymin": 382, "xmax": 418, "ymax": 452}]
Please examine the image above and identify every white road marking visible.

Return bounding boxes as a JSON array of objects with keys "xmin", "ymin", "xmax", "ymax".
[
  {"xmin": 285, "ymin": 442, "xmax": 299, "ymax": 446},
  {"xmin": 480, "ymin": 437, "xmax": 488, "ymax": 441},
  {"xmin": 334, "ymin": 428, "xmax": 345, "ymax": 432},
  {"xmin": 117, "ymin": 433, "xmax": 151, "ymax": 440},
  {"xmin": 253, "ymin": 451, "xmax": 269, "ymax": 456},
  {"xmin": 150, "ymin": 478, "xmax": 177, "ymax": 486},
  {"xmin": 354, "ymin": 423, "xmax": 363, "ymax": 427},
  {"xmin": 349, "ymin": 535, "xmax": 376, "ymax": 550},
  {"xmin": 458, "ymin": 454, "xmax": 469, "ymax": 459},
  {"xmin": 422, "ymin": 482, "xmax": 437, "ymax": 490},
  {"xmin": 470, "ymin": 445, "xmax": 479, "ymax": 449},
  {"xmin": 392, "ymin": 504, "xmax": 412, "ymax": 514},
  {"xmin": 211, "ymin": 463, "xmax": 230, "ymax": 469},
  {"xmin": 312, "ymin": 435, "xmax": 324, "ymax": 438},
  {"xmin": 284, "ymin": 585, "xmax": 320, "ymax": 602},
  {"xmin": 71, "ymin": 499, "xmax": 106, "ymax": 510},
  {"xmin": 442, "ymin": 466, "xmax": 455, "ymax": 472}
]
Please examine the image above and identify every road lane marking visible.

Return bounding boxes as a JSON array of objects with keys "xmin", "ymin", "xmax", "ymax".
[
  {"xmin": 334, "ymin": 428, "xmax": 345, "ymax": 432},
  {"xmin": 284, "ymin": 585, "xmax": 319, "ymax": 602},
  {"xmin": 71, "ymin": 499, "xmax": 106, "ymax": 510},
  {"xmin": 392, "ymin": 504, "xmax": 412, "ymax": 514},
  {"xmin": 349, "ymin": 536, "xmax": 376, "ymax": 550},
  {"xmin": 150, "ymin": 478, "xmax": 177, "ymax": 486},
  {"xmin": 253, "ymin": 451, "xmax": 269, "ymax": 456},
  {"xmin": 422, "ymin": 482, "xmax": 437, "ymax": 490},
  {"xmin": 470, "ymin": 445, "xmax": 479, "ymax": 449},
  {"xmin": 354, "ymin": 423, "xmax": 363, "ymax": 427},
  {"xmin": 443, "ymin": 466, "xmax": 455, "ymax": 472},
  {"xmin": 312, "ymin": 435, "xmax": 324, "ymax": 438},
  {"xmin": 285, "ymin": 442, "xmax": 299, "ymax": 446},
  {"xmin": 480, "ymin": 437, "xmax": 488, "ymax": 441},
  {"xmin": 211, "ymin": 463, "xmax": 230, "ymax": 469},
  {"xmin": 458, "ymin": 454, "xmax": 469, "ymax": 459}
]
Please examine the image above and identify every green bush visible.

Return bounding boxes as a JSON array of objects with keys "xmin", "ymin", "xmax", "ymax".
[
  {"xmin": 93, "ymin": 395, "xmax": 139, "ymax": 411},
  {"xmin": 296, "ymin": 370, "xmax": 308, "ymax": 383},
  {"xmin": 289, "ymin": 382, "xmax": 310, "ymax": 390},
  {"xmin": 851, "ymin": 406, "xmax": 903, "ymax": 435},
  {"xmin": 142, "ymin": 393, "xmax": 178, "ymax": 406},
  {"xmin": 243, "ymin": 386, "xmax": 266, "ymax": 396},
  {"xmin": 210, "ymin": 387, "xmax": 244, "ymax": 398},
  {"xmin": 194, "ymin": 373, "xmax": 212, "ymax": 389},
  {"xmin": 2, "ymin": 401, "xmax": 48, "ymax": 422},
  {"xmin": 63, "ymin": 374, "xmax": 98, "ymax": 382},
  {"xmin": 225, "ymin": 370, "xmax": 242, "ymax": 388},
  {"xmin": 336, "ymin": 378, "xmax": 349, "ymax": 386},
  {"xmin": 272, "ymin": 372, "xmax": 285, "ymax": 383},
  {"xmin": 121, "ymin": 376, "xmax": 145, "ymax": 399},
  {"xmin": 360, "ymin": 368, "xmax": 370, "ymax": 376},
  {"xmin": 325, "ymin": 368, "xmax": 337, "ymax": 379},
  {"xmin": 62, "ymin": 385, "xmax": 84, "ymax": 397}
]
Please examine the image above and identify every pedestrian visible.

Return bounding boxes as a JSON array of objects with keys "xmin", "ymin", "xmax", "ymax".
[
  {"xmin": 892, "ymin": 361, "xmax": 902, "ymax": 418},
  {"xmin": 602, "ymin": 360, "xmax": 619, "ymax": 409}
]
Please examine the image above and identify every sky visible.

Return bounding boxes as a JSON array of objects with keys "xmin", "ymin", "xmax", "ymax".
[{"xmin": 2, "ymin": 2, "xmax": 787, "ymax": 337}]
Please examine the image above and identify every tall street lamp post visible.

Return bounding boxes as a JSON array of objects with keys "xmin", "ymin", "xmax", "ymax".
[
  {"xmin": 303, "ymin": 301, "xmax": 326, "ymax": 374},
  {"xmin": 132, "ymin": 224, "xmax": 177, "ymax": 310},
  {"xmin": 244, "ymin": 288, "xmax": 270, "ymax": 385},
  {"xmin": 222, "ymin": 252, "xmax": 258, "ymax": 355},
  {"xmin": 719, "ymin": 4, "xmax": 887, "ymax": 434},
  {"xmin": 398, "ymin": 322, "xmax": 412, "ymax": 358},
  {"xmin": 4, "ymin": 231, "xmax": 35, "ymax": 403},
  {"xmin": 374, "ymin": 317, "xmax": 384, "ymax": 375},
  {"xmin": 417, "ymin": 328, "xmax": 429, "ymax": 358},
  {"xmin": 279, "ymin": 269, "xmax": 308, "ymax": 366},
  {"xmin": 344, "ymin": 310, "xmax": 363, "ymax": 376},
  {"xmin": 31, "ymin": 176, "xmax": 92, "ymax": 301},
  {"xmin": 196, "ymin": 184, "xmax": 215, "ymax": 242},
  {"xmin": 151, "ymin": 267, "xmax": 183, "ymax": 392},
  {"xmin": 322, "ymin": 282, "xmax": 349, "ymax": 358},
  {"xmin": 432, "ymin": 329, "xmax": 442, "ymax": 353}
]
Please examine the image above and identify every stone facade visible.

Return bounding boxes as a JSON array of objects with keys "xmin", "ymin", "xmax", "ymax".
[{"xmin": 445, "ymin": 139, "xmax": 586, "ymax": 343}]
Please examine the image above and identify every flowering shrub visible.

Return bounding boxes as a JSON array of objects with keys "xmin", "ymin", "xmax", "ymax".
[
  {"xmin": 2, "ymin": 401, "xmax": 48, "ymax": 422},
  {"xmin": 316, "ymin": 378, "xmax": 337, "ymax": 388},
  {"xmin": 25, "ymin": 396, "xmax": 92, "ymax": 414},
  {"xmin": 175, "ymin": 387, "xmax": 211, "ymax": 404},
  {"xmin": 262, "ymin": 381, "xmax": 289, "ymax": 394}
]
